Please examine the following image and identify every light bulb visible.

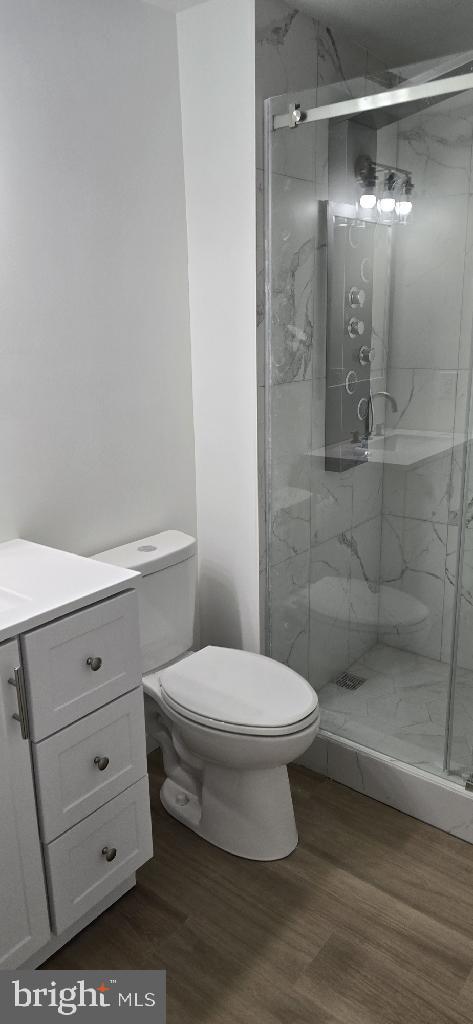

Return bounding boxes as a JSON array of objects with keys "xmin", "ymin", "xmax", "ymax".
[
  {"xmin": 378, "ymin": 196, "xmax": 396, "ymax": 214},
  {"xmin": 396, "ymin": 200, "xmax": 413, "ymax": 217},
  {"xmin": 360, "ymin": 193, "xmax": 377, "ymax": 210}
]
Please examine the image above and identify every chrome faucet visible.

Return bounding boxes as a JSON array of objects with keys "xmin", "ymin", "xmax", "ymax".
[
  {"xmin": 364, "ymin": 390, "xmax": 398, "ymax": 439},
  {"xmin": 371, "ymin": 390, "xmax": 398, "ymax": 413}
]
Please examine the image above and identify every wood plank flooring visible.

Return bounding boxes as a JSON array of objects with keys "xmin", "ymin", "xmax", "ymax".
[{"xmin": 44, "ymin": 752, "xmax": 473, "ymax": 1023}]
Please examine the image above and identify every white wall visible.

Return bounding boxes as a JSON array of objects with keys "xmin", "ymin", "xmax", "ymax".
[
  {"xmin": 178, "ymin": 0, "xmax": 260, "ymax": 652},
  {"xmin": 0, "ymin": 0, "xmax": 196, "ymax": 555}
]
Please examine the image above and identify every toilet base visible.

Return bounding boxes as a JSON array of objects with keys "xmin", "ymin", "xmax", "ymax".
[{"xmin": 160, "ymin": 763, "xmax": 299, "ymax": 861}]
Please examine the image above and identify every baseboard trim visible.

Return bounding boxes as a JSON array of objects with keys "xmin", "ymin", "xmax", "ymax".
[{"xmin": 298, "ymin": 731, "xmax": 473, "ymax": 843}]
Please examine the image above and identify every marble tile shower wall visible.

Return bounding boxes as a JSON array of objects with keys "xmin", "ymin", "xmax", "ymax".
[
  {"xmin": 255, "ymin": 0, "xmax": 317, "ymax": 654},
  {"xmin": 255, "ymin": 0, "xmax": 388, "ymax": 681},
  {"xmin": 379, "ymin": 97, "xmax": 473, "ymax": 666}
]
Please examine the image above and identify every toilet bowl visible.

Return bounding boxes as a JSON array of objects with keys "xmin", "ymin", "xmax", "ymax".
[
  {"xmin": 144, "ymin": 646, "xmax": 319, "ymax": 861},
  {"xmin": 93, "ymin": 533, "xmax": 319, "ymax": 862}
]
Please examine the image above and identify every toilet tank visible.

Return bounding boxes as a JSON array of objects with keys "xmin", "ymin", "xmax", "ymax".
[{"xmin": 93, "ymin": 531, "xmax": 197, "ymax": 675}]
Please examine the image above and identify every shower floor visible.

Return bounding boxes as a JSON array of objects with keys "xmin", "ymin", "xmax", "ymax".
[{"xmin": 318, "ymin": 644, "xmax": 473, "ymax": 781}]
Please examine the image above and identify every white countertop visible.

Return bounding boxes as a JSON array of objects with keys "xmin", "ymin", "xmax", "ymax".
[
  {"xmin": 0, "ymin": 539, "xmax": 139, "ymax": 643},
  {"xmin": 357, "ymin": 429, "xmax": 463, "ymax": 467},
  {"xmin": 311, "ymin": 429, "xmax": 464, "ymax": 470}
]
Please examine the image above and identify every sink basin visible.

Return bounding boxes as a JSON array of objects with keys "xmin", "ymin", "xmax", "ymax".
[
  {"xmin": 311, "ymin": 428, "xmax": 464, "ymax": 471},
  {"xmin": 368, "ymin": 433, "xmax": 419, "ymax": 452},
  {"xmin": 366, "ymin": 429, "xmax": 458, "ymax": 466},
  {"xmin": 0, "ymin": 587, "xmax": 31, "ymax": 613}
]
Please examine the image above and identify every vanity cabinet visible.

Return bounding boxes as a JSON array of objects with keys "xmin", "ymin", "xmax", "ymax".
[
  {"xmin": 33, "ymin": 687, "xmax": 148, "ymax": 842},
  {"xmin": 21, "ymin": 591, "xmax": 140, "ymax": 740},
  {"xmin": 44, "ymin": 777, "xmax": 152, "ymax": 933},
  {"xmin": 0, "ymin": 541, "xmax": 152, "ymax": 967},
  {"xmin": 0, "ymin": 639, "xmax": 50, "ymax": 968}
]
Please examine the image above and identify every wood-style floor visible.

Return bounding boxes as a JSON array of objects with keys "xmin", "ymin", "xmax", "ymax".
[{"xmin": 45, "ymin": 751, "xmax": 473, "ymax": 1023}]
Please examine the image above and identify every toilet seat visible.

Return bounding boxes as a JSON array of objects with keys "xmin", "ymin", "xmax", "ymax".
[
  {"xmin": 145, "ymin": 646, "xmax": 319, "ymax": 737},
  {"xmin": 158, "ymin": 688, "xmax": 320, "ymax": 737}
]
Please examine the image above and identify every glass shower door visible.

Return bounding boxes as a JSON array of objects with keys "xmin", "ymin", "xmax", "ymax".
[
  {"xmin": 265, "ymin": 69, "xmax": 473, "ymax": 782},
  {"xmin": 446, "ymin": 423, "xmax": 473, "ymax": 782}
]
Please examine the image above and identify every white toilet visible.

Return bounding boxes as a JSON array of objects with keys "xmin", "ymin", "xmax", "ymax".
[{"xmin": 94, "ymin": 531, "xmax": 319, "ymax": 861}]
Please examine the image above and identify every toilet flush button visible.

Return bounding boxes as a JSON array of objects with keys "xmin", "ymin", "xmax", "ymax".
[
  {"xmin": 138, "ymin": 544, "xmax": 157, "ymax": 552},
  {"xmin": 176, "ymin": 792, "xmax": 189, "ymax": 806}
]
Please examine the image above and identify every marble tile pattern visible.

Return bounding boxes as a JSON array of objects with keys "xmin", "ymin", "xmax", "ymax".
[
  {"xmin": 443, "ymin": 474, "xmax": 473, "ymax": 672},
  {"xmin": 316, "ymin": 643, "xmax": 473, "ymax": 779},
  {"xmin": 396, "ymin": 97, "xmax": 473, "ymax": 200},
  {"xmin": 379, "ymin": 96, "xmax": 473, "ymax": 666},
  {"xmin": 308, "ymin": 513, "xmax": 383, "ymax": 691},
  {"xmin": 269, "ymin": 174, "xmax": 316, "ymax": 385},
  {"xmin": 388, "ymin": 196, "xmax": 471, "ymax": 372},
  {"xmin": 349, "ymin": 517, "xmax": 383, "ymax": 662},
  {"xmin": 380, "ymin": 515, "xmax": 448, "ymax": 660},
  {"xmin": 269, "ymin": 549, "xmax": 310, "ymax": 680},
  {"xmin": 316, "ymin": 24, "xmax": 374, "ymax": 103},
  {"xmin": 271, "ymin": 379, "xmax": 312, "ymax": 498},
  {"xmin": 257, "ymin": 1, "xmax": 384, "ymax": 657},
  {"xmin": 255, "ymin": 1, "xmax": 317, "ymax": 174},
  {"xmin": 309, "ymin": 533, "xmax": 351, "ymax": 691}
]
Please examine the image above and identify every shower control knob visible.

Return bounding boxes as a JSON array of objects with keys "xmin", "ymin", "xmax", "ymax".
[
  {"xmin": 360, "ymin": 257, "xmax": 372, "ymax": 283},
  {"xmin": 348, "ymin": 317, "xmax": 365, "ymax": 338},
  {"xmin": 345, "ymin": 370, "xmax": 358, "ymax": 395},
  {"xmin": 359, "ymin": 345, "xmax": 375, "ymax": 366},
  {"xmin": 357, "ymin": 397, "xmax": 370, "ymax": 422},
  {"xmin": 348, "ymin": 287, "xmax": 366, "ymax": 308}
]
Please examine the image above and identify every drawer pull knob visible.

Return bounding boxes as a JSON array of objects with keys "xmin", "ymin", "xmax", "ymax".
[
  {"xmin": 86, "ymin": 656, "xmax": 102, "ymax": 672},
  {"xmin": 94, "ymin": 755, "xmax": 110, "ymax": 771},
  {"xmin": 102, "ymin": 846, "xmax": 117, "ymax": 862}
]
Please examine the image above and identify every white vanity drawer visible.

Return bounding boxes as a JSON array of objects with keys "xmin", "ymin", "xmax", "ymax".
[
  {"xmin": 44, "ymin": 776, "xmax": 153, "ymax": 934},
  {"xmin": 33, "ymin": 688, "xmax": 148, "ymax": 842},
  {"xmin": 21, "ymin": 590, "xmax": 140, "ymax": 740}
]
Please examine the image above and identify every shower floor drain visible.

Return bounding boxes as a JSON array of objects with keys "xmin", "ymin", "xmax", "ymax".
[{"xmin": 335, "ymin": 671, "xmax": 366, "ymax": 691}]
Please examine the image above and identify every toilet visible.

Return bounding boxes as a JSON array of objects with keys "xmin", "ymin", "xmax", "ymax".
[{"xmin": 93, "ymin": 531, "xmax": 319, "ymax": 861}]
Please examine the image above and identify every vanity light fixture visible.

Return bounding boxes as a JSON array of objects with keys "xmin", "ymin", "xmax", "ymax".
[
  {"xmin": 395, "ymin": 172, "xmax": 414, "ymax": 219},
  {"xmin": 360, "ymin": 192, "xmax": 377, "ymax": 209},
  {"xmin": 355, "ymin": 155, "xmax": 414, "ymax": 222},
  {"xmin": 378, "ymin": 172, "xmax": 396, "ymax": 214},
  {"xmin": 378, "ymin": 195, "xmax": 396, "ymax": 213},
  {"xmin": 355, "ymin": 155, "xmax": 377, "ymax": 211},
  {"xmin": 395, "ymin": 199, "xmax": 413, "ymax": 216}
]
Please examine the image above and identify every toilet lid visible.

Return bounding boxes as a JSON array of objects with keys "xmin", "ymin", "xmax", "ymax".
[
  {"xmin": 159, "ymin": 646, "xmax": 318, "ymax": 734},
  {"xmin": 310, "ymin": 577, "xmax": 428, "ymax": 632}
]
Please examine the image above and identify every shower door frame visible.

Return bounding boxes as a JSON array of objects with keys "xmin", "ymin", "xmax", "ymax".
[
  {"xmin": 264, "ymin": 71, "xmax": 473, "ymax": 779},
  {"xmin": 272, "ymin": 72, "xmax": 473, "ymax": 131}
]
